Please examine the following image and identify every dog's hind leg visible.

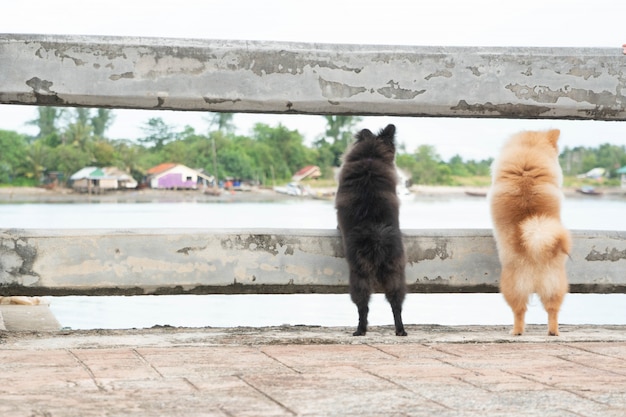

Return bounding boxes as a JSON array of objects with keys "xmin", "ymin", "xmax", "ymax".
[
  {"xmin": 539, "ymin": 273, "xmax": 568, "ymax": 336},
  {"xmin": 541, "ymin": 293, "xmax": 564, "ymax": 336},
  {"xmin": 386, "ymin": 288, "xmax": 407, "ymax": 336},
  {"xmin": 382, "ymin": 267, "xmax": 408, "ymax": 336},
  {"xmin": 350, "ymin": 271, "xmax": 371, "ymax": 336},
  {"xmin": 500, "ymin": 266, "xmax": 528, "ymax": 335}
]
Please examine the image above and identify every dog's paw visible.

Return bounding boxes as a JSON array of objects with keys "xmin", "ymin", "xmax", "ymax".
[
  {"xmin": 396, "ymin": 330, "xmax": 407, "ymax": 337},
  {"xmin": 352, "ymin": 330, "xmax": 366, "ymax": 336}
]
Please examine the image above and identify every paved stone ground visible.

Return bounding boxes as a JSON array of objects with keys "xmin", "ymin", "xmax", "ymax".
[{"xmin": 0, "ymin": 324, "xmax": 625, "ymax": 416}]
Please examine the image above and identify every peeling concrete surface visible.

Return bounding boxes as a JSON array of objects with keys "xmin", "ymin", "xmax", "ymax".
[
  {"xmin": 2, "ymin": 36, "xmax": 625, "ymax": 295},
  {"xmin": 1, "ymin": 229, "xmax": 625, "ymax": 295},
  {"xmin": 1, "ymin": 34, "xmax": 624, "ymax": 119},
  {"xmin": 0, "ymin": 235, "xmax": 39, "ymax": 285},
  {"xmin": 585, "ymin": 247, "xmax": 626, "ymax": 262}
]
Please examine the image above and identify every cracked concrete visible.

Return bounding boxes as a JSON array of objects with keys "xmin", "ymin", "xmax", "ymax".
[
  {"xmin": 0, "ymin": 325, "xmax": 625, "ymax": 416},
  {"xmin": 2, "ymin": 34, "xmax": 625, "ymax": 119},
  {"xmin": 1, "ymin": 229, "xmax": 625, "ymax": 295}
]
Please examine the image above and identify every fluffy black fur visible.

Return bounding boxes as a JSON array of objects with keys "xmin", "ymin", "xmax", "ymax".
[{"xmin": 335, "ymin": 124, "xmax": 407, "ymax": 336}]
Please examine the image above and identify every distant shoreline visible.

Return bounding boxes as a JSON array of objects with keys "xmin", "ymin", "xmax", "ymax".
[
  {"xmin": 0, "ymin": 184, "xmax": 624, "ymax": 203},
  {"xmin": 0, "ymin": 186, "xmax": 294, "ymax": 204}
]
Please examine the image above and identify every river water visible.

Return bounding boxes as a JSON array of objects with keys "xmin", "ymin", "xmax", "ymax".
[{"xmin": 1, "ymin": 194, "xmax": 625, "ymax": 329}]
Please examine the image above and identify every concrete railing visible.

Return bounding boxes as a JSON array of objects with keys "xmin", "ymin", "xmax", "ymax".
[
  {"xmin": 1, "ymin": 229, "xmax": 625, "ymax": 295},
  {"xmin": 1, "ymin": 34, "xmax": 625, "ymax": 119},
  {"xmin": 1, "ymin": 34, "xmax": 625, "ymax": 295}
]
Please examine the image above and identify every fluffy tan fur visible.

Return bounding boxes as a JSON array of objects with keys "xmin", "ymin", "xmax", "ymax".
[{"xmin": 489, "ymin": 129, "xmax": 571, "ymax": 336}]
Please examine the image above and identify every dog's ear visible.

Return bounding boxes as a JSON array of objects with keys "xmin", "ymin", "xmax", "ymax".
[
  {"xmin": 355, "ymin": 128, "xmax": 374, "ymax": 142},
  {"xmin": 546, "ymin": 129, "xmax": 560, "ymax": 149},
  {"xmin": 378, "ymin": 124, "xmax": 396, "ymax": 144}
]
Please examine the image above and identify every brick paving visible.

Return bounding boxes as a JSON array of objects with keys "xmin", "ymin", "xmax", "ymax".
[{"xmin": 0, "ymin": 325, "xmax": 625, "ymax": 416}]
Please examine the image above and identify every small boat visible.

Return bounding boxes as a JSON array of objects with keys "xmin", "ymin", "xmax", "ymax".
[
  {"xmin": 465, "ymin": 190, "xmax": 487, "ymax": 197},
  {"xmin": 576, "ymin": 186, "xmax": 603, "ymax": 196},
  {"xmin": 274, "ymin": 182, "xmax": 314, "ymax": 197}
]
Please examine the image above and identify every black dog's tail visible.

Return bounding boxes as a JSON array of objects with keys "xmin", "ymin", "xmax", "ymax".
[{"xmin": 344, "ymin": 224, "xmax": 403, "ymax": 271}]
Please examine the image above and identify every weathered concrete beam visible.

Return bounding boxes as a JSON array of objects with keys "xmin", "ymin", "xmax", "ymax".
[
  {"xmin": 1, "ymin": 228, "xmax": 624, "ymax": 295},
  {"xmin": 1, "ymin": 34, "xmax": 625, "ymax": 120}
]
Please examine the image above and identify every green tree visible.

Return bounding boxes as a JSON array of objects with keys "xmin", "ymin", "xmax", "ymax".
[
  {"xmin": 558, "ymin": 145, "xmax": 626, "ymax": 177},
  {"xmin": 177, "ymin": 127, "xmax": 214, "ymax": 170},
  {"xmin": 206, "ymin": 130, "xmax": 230, "ymax": 180},
  {"xmin": 91, "ymin": 108, "xmax": 115, "ymax": 137},
  {"xmin": 465, "ymin": 158, "xmax": 493, "ymax": 176},
  {"xmin": 218, "ymin": 146, "xmax": 256, "ymax": 180},
  {"xmin": 580, "ymin": 153, "xmax": 599, "ymax": 175},
  {"xmin": 323, "ymin": 115, "xmax": 360, "ymax": 145},
  {"xmin": 48, "ymin": 144, "xmax": 92, "ymax": 181},
  {"xmin": 25, "ymin": 140, "xmax": 51, "ymax": 183},
  {"xmin": 448, "ymin": 155, "xmax": 470, "ymax": 177},
  {"xmin": 312, "ymin": 140, "xmax": 336, "ymax": 177},
  {"xmin": 252, "ymin": 123, "xmax": 316, "ymax": 179},
  {"xmin": 64, "ymin": 119, "xmax": 94, "ymax": 149},
  {"xmin": 161, "ymin": 140, "xmax": 192, "ymax": 165},
  {"xmin": 0, "ymin": 130, "xmax": 29, "ymax": 183},
  {"xmin": 28, "ymin": 107, "xmax": 63, "ymax": 140},
  {"xmin": 139, "ymin": 117, "xmax": 176, "ymax": 150},
  {"xmin": 92, "ymin": 141, "xmax": 116, "ymax": 166},
  {"xmin": 205, "ymin": 114, "xmax": 235, "ymax": 183},
  {"xmin": 74, "ymin": 108, "xmax": 91, "ymax": 125},
  {"xmin": 204, "ymin": 114, "xmax": 235, "ymax": 183},
  {"xmin": 207, "ymin": 112, "xmax": 235, "ymax": 133},
  {"xmin": 448, "ymin": 155, "xmax": 493, "ymax": 177},
  {"xmin": 396, "ymin": 153, "xmax": 419, "ymax": 177},
  {"xmin": 252, "ymin": 150, "xmax": 274, "ymax": 184},
  {"xmin": 595, "ymin": 143, "xmax": 626, "ymax": 177},
  {"xmin": 397, "ymin": 145, "xmax": 452, "ymax": 185},
  {"xmin": 560, "ymin": 146, "xmax": 584, "ymax": 176},
  {"xmin": 112, "ymin": 140, "xmax": 144, "ymax": 181},
  {"xmin": 317, "ymin": 115, "xmax": 362, "ymax": 167}
]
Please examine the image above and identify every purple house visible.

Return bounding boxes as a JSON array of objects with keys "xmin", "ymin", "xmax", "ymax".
[{"xmin": 147, "ymin": 163, "xmax": 213, "ymax": 190}]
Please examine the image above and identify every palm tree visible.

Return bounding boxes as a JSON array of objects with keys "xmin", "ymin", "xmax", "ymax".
[
  {"xmin": 25, "ymin": 140, "xmax": 49, "ymax": 182},
  {"xmin": 322, "ymin": 115, "xmax": 362, "ymax": 166},
  {"xmin": 28, "ymin": 106, "xmax": 63, "ymax": 140},
  {"xmin": 139, "ymin": 117, "xmax": 175, "ymax": 150},
  {"xmin": 64, "ymin": 120, "xmax": 94, "ymax": 150},
  {"xmin": 205, "ymin": 112, "xmax": 235, "ymax": 186},
  {"xmin": 91, "ymin": 108, "xmax": 115, "ymax": 137},
  {"xmin": 207, "ymin": 112, "xmax": 234, "ymax": 133}
]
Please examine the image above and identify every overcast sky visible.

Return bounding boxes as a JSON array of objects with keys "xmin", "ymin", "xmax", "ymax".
[{"xmin": 1, "ymin": 0, "xmax": 625, "ymax": 161}]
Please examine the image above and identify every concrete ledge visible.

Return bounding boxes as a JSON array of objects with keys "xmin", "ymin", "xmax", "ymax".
[
  {"xmin": 1, "ymin": 228, "xmax": 626, "ymax": 295},
  {"xmin": 0, "ymin": 305, "xmax": 60, "ymax": 331},
  {"xmin": 1, "ymin": 34, "xmax": 625, "ymax": 120}
]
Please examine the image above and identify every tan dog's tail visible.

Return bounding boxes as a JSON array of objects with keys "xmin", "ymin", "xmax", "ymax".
[{"xmin": 520, "ymin": 215, "xmax": 571, "ymax": 260}]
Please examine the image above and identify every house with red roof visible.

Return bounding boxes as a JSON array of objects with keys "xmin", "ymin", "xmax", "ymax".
[
  {"xmin": 291, "ymin": 165, "xmax": 321, "ymax": 182},
  {"xmin": 146, "ymin": 163, "xmax": 214, "ymax": 190}
]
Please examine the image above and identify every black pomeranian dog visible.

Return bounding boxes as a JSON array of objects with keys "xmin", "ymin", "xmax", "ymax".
[{"xmin": 335, "ymin": 124, "xmax": 407, "ymax": 336}]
